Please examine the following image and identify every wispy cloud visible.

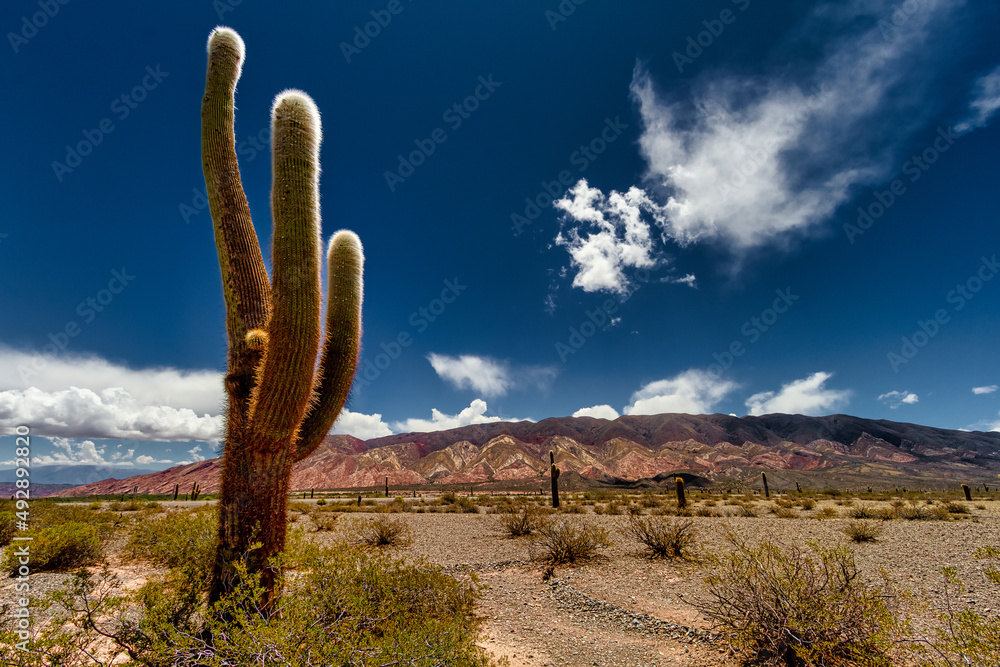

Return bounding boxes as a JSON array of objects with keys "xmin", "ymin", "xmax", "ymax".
[
  {"xmin": 973, "ymin": 385, "xmax": 998, "ymax": 395},
  {"xmin": 746, "ymin": 372, "xmax": 850, "ymax": 416},
  {"xmin": 624, "ymin": 369, "xmax": 737, "ymax": 415},
  {"xmin": 427, "ymin": 353, "xmax": 556, "ymax": 398},
  {"xmin": 554, "ymin": 0, "xmax": 989, "ymax": 274},
  {"xmin": 955, "ymin": 65, "xmax": 1000, "ymax": 133},
  {"xmin": 878, "ymin": 390, "xmax": 919, "ymax": 408}
]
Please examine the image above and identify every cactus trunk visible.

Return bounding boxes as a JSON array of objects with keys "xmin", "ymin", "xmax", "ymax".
[
  {"xmin": 201, "ymin": 28, "xmax": 363, "ymax": 612},
  {"xmin": 549, "ymin": 451, "xmax": 560, "ymax": 509},
  {"xmin": 675, "ymin": 477, "xmax": 686, "ymax": 508},
  {"xmin": 962, "ymin": 484, "xmax": 972, "ymax": 501},
  {"xmin": 762, "ymin": 472, "xmax": 770, "ymax": 498}
]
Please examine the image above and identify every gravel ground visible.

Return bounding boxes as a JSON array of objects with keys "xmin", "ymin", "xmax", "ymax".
[{"xmin": 3, "ymin": 497, "xmax": 998, "ymax": 666}]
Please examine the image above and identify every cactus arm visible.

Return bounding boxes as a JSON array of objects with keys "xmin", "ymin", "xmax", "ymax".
[
  {"xmin": 202, "ymin": 27, "xmax": 272, "ymax": 425},
  {"xmin": 248, "ymin": 90, "xmax": 324, "ymax": 447},
  {"xmin": 295, "ymin": 230, "xmax": 364, "ymax": 462}
]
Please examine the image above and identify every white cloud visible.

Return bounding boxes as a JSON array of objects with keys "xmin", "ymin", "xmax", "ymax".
[
  {"xmin": 624, "ymin": 369, "xmax": 737, "ymax": 415},
  {"xmin": 573, "ymin": 405, "xmax": 620, "ymax": 420},
  {"xmin": 0, "ymin": 386, "xmax": 223, "ymax": 442},
  {"xmin": 553, "ymin": 180, "xmax": 662, "ymax": 295},
  {"xmin": 391, "ymin": 399, "xmax": 509, "ymax": 434},
  {"xmin": 878, "ymin": 390, "xmax": 919, "ymax": 408},
  {"xmin": 427, "ymin": 353, "xmax": 557, "ymax": 398},
  {"xmin": 557, "ymin": 0, "xmax": 980, "ymax": 255},
  {"xmin": 0, "ymin": 346, "xmax": 223, "ymax": 415},
  {"xmin": 134, "ymin": 454, "xmax": 172, "ymax": 466},
  {"xmin": 428, "ymin": 353, "xmax": 511, "ymax": 397},
  {"xmin": 973, "ymin": 385, "xmax": 998, "ymax": 395},
  {"xmin": 746, "ymin": 372, "xmax": 850, "ymax": 416},
  {"xmin": 331, "ymin": 409, "xmax": 393, "ymax": 440},
  {"xmin": 955, "ymin": 65, "xmax": 1000, "ymax": 133}
]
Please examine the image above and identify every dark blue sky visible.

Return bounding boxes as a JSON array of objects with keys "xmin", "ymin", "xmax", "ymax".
[{"xmin": 2, "ymin": 0, "xmax": 999, "ymax": 471}]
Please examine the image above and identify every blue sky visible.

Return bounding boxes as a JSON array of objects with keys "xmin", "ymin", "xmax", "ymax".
[{"xmin": 2, "ymin": 0, "xmax": 1000, "ymax": 472}]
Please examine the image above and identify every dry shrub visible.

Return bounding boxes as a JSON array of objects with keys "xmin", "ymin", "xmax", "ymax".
[
  {"xmin": 496, "ymin": 505, "xmax": 541, "ymax": 537},
  {"xmin": 798, "ymin": 498, "xmax": 816, "ymax": 510},
  {"xmin": 697, "ymin": 533, "xmax": 903, "ymax": 666},
  {"xmin": 624, "ymin": 515, "xmax": 698, "ymax": 560},
  {"xmin": 843, "ymin": 520, "xmax": 884, "ymax": 543},
  {"xmin": 774, "ymin": 507, "xmax": 798, "ymax": 519},
  {"xmin": 812, "ymin": 507, "xmax": 839, "ymax": 520},
  {"xmin": 849, "ymin": 504, "xmax": 877, "ymax": 519},
  {"xmin": 943, "ymin": 502, "xmax": 970, "ymax": 515},
  {"xmin": 530, "ymin": 518, "xmax": 610, "ymax": 565},
  {"xmin": 351, "ymin": 514, "xmax": 413, "ymax": 548}
]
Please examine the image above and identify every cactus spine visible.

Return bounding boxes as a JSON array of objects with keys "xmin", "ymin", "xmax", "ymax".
[
  {"xmin": 549, "ymin": 451, "xmax": 560, "ymax": 508},
  {"xmin": 962, "ymin": 484, "xmax": 972, "ymax": 501},
  {"xmin": 675, "ymin": 477, "xmax": 686, "ymax": 508},
  {"xmin": 762, "ymin": 472, "xmax": 770, "ymax": 498},
  {"xmin": 202, "ymin": 27, "xmax": 363, "ymax": 610}
]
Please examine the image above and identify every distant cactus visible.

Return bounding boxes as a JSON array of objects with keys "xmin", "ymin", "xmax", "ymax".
[
  {"xmin": 550, "ymin": 451, "xmax": 561, "ymax": 509},
  {"xmin": 962, "ymin": 484, "xmax": 972, "ymax": 501},
  {"xmin": 385, "ymin": 477, "xmax": 389, "ymax": 498},
  {"xmin": 676, "ymin": 477, "xmax": 686, "ymax": 508},
  {"xmin": 795, "ymin": 481, "xmax": 801, "ymax": 493},
  {"xmin": 762, "ymin": 472, "xmax": 770, "ymax": 499},
  {"xmin": 172, "ymin": 483, "xmax": 179, "ymax": 501},
  {"xmin": 202, "ymin": 27, "xmax": 364, "ymax": 610}
]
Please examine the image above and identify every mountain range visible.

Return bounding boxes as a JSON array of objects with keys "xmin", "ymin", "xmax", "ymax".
[{"xmin": 51, "ymin": 413, "xmax": 1000, "ymax": 497}]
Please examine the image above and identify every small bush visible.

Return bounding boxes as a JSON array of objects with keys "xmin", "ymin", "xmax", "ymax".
[
  {"xmin": 798, "ymin": 498, "xmax": 816, "ymax": 510},
  {"xmin": 812, "ymin": 507, "xmax": 840, "ymax": 520},
  {"xmin": 497, "ymin": 505, "xmax": 541, "ymax": 537},
  {"xmin": 316, "ymin": 498, "xmax": 327, "ymax": 506},
  {"xmin": 624, "ymin": 515, "xmax": 698, "ymax": 560},
  {"xmin": 125, "ymin": 508, "xmax": 217, "ymax": 578},
  {"xmin": 843, "ymin": 520, "xmax": 884, "ymax": 543},
  {"xmin": 2, "ymin": 522, "xmax": 102, "ymax": 574},
  {"xmin": 774, "ymin": 507, "xmax": 798, "ymax": 519},
  {"xmin": 351, "ymin": 515, "xmax": 413, "ymax": 548},
  {"xmin": 943, "ymin": 502, "xmax": 970, "ymax": 515},
  {"xmin": 531, "ymin": 518, "xmax": 610, "ymax": 565},
  {"xmin": 849, "ymin": 504, "xmax": 877, "ymax": 519},
  {"xmin": 899, "ymin": 505, "xmax": 933, "ymax": 521},
  {"xmin": 0, "ymin": 512, "xmax": 14, "ymax": 547},
  {"xmin": 697, "ymin": 534, "xmax": 903, "ymax": 666}
]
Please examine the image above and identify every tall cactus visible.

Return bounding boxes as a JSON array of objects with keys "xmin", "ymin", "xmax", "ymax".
[
  {"xmin": 549, "ymin": 450, "xmax": 560, "ymax": 509},
  {"xmin": 676, "ymin": 476, "xmax": 686, "ymax": 508},
  {"xmin": 202, "ymin": 27, "xmax": 363, "ymax": 609}
]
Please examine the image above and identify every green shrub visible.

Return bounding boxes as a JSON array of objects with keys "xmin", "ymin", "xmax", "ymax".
[
  {"xmin": 1, "ymin": 542, "xmax": 495, "ymax": 667},
  {"xmin": 697, "ymin": 533, "xmax": 903, "ymax": 666},
  {"xmin": 912, "ymin": 547, "xmax": 1000, "ymax": 666},
  {"xmin": 315, "ymin": 498, "xmax": 327, "ymax": 506},
  {"xmin": 530, "ymin": 518, "xmax": 610, "ymax": 565},
  {"xmin": 2, "ymin": 522, "xmax": 102, "ymax": 574},
  {"xmin": 0, "ymin": 512, "xmax": 14, "ymax": 547},
  {"xmin": 624, "ymin": 515, "xmax": 698, "ymax": 560},
  {"xmin": 124, "ymin": 508, "xmax": 216, "ymax": 580}
]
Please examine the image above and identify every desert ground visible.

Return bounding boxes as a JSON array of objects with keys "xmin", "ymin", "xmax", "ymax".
[{"xmin": 3, "ymin": 490, "xmax": 999, "ymax": 666}]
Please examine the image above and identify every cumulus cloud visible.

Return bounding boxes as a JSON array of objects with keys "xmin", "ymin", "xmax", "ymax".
[
  {"xmin": 0, "ymin": 386, "xmax": 223, "ymax": 442},
  {"xmin": 3, "ymin": 436, "xmax": 167, "ymax": 468},
  {"xmin": 0, "ymin": 346, "xmax": 223, "ymax": 415},
  {"xmin": 624, "ymin": 369, "xmax": 737, "ymax": 415},
  {"xmin": 331, "ymin": 409, "xmax": 394, "ymax": 440},
  {"xmin": 555, "ymin": 0, "xmax": 985, "ymax": 263},
  {"xmin": 427, "ymin": 353, "xmax": 557, "ymax": 398},
  {"xmin": 553, "ymin": 180, "xmax": 663, "ymax": 295},
  {"xmin": 572, "ymin": 405, "xmax": 620, "ymax": 420},
  {"xmin": 878, "ymin": 390, "xmax": 919, "ymax": 408},
  {"xmin": 973, "ymin": 385, "xmax": 998, "ymax": 395},
  {"xmin": 746, "ymin": 372, "xmax": 850, "ymax": 416},
  {"xmin": 390, "ymin": 399, "xmax": 524, "ymax": 434},
  {"xmin": 955, "ymin": 65, "xmax": 1000, "ymax": 133}
]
